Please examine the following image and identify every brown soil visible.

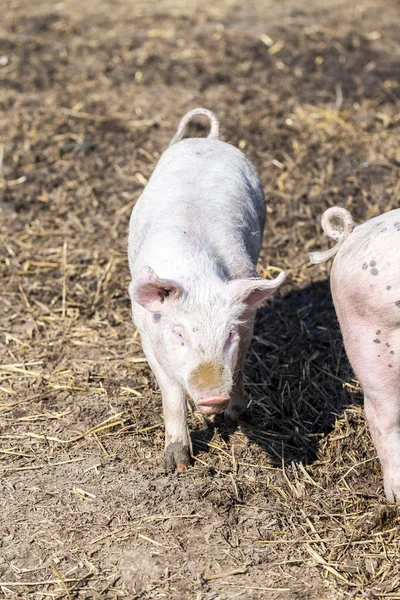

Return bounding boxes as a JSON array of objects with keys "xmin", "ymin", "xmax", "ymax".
[{"xmin": 1, "ymin": 0, "xmax": 400, "ymax": 598}]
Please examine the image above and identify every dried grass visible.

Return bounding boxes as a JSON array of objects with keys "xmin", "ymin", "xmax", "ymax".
[{"xmin": 1, "ymin": 0, "xmax": 400, "ymax": 598}]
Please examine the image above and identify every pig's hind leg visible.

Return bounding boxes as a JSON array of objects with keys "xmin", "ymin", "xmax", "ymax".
[
  {"xmin": 141, "ymin": 337, "xmax": 191, "ymax": 472},
  {"xmin": 340, "ymin": 319, "xmax": 400, "ymax": 501}
]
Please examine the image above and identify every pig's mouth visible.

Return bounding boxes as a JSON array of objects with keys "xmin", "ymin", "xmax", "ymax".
[{"xmin": 197, "ymin": 395, "xmax": 230, "ymax": 415}]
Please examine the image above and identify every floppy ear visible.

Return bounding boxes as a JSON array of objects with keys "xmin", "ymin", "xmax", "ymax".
[
  {"xmin": 130, "ymin": 266, "xmax": 184, "ymax": 313},
  {"xmin": 228, "ymin": 271, "xmax": 286, "ymax": 309}
]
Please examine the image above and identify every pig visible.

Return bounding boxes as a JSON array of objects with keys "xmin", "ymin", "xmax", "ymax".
[
  {"xmin": 128, "ymin": 107, "xmax": 286, "ymax": 472},
  {"xmin": 309, "ymin": 206, "xmax": 400, "ymax": 501}
]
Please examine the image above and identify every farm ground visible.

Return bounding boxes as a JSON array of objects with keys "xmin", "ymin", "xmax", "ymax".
[{"xmin": 1, "ymin": 0, "xmax": 400, "ymax": 597}]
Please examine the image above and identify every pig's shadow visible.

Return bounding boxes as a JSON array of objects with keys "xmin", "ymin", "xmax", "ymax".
[{"xmin": 192, "ymin": 279, "xmax": 361, "ymax": 466}]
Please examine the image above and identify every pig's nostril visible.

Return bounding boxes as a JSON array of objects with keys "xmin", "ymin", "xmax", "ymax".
[
  {"xmin": 198, "ymin": 395, "xmax": 230, "ymax": 407},
  {"xmin": 197, "ymin": 395, "xmax": 230, "ymax": 415}
]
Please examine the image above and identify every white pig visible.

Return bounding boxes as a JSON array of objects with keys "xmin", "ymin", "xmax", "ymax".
[
  {"xmin": 310, "ymin": 207, "xmax": 400, "ymax": 501},
  {"xmin": 128, "ymin": 108, "xmax": 286, "ymax": 472}
]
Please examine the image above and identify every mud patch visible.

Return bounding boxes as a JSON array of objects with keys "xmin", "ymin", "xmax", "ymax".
[{"xmin": 189, "ymin": 362, "xmax": 224, "ymax": 390}]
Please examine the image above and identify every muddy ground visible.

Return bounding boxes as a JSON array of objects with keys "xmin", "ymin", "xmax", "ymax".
[{"xmin": 1, "ymin": 0, "xmax": 400, "ymax": 598}]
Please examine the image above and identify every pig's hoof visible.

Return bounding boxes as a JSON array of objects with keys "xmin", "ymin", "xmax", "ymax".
[
  {"xmin": 165, "ymin": 442, "xmax": 191, "ymax": 473},
  {"xmin": 384, "ymin": 476, "xmax": 400, "ymax": 503},
  {"xmin": 385, "ymin": 488, "xmax": 400, "ymax": 503},
  {"xmin": 224, "ymin": 404, "xmax": 246, "ymax": 429}
]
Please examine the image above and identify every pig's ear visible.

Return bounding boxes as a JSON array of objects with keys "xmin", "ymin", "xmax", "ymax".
[
  {"xmin": 228, "ymin": 272, "xmax": 286, "ymax": 309},
  {"xmin": 130, "ymin": 266, "xmax": 184, "ymax": 313}
]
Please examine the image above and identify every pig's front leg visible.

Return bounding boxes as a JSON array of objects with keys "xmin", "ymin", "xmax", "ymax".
[
  {"xmin": 225, "ymin": 369, "xmax": 246, "ymax": 426},
  {"xmin": 225, "ymin": 320, "xmax": 254, "ymax": 425},
  {"xmin": 141, "ymin": 337, "xmax": 191, "ymax": 472},
  {"xmin": 162, "ymin": 381, "xmax": 191, "ymax": 473}
]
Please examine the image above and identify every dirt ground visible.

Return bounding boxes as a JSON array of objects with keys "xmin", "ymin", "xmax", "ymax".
[{"xmin": 1, "ymin": 0, "xmax": 400, "ymax": 597}]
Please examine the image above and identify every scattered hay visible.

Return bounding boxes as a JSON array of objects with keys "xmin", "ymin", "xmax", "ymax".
[{"xmin": 1, "ymin": 0, "xmax": 400, "ymax": 597}]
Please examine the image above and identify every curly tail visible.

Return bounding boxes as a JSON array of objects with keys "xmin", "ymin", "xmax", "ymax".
[
  {"xmin": 309, "ymin": 207, "xmax": 355, "ymax": 264},
  {"xmin": 169, "ymin": 108, "xmax": 220, "ymax": 146}
]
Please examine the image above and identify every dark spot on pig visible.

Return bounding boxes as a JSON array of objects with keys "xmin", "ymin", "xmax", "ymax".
[
  {"xmin": 390, "ymin": 351, "xmax": 394, "ymax": 355},
  {"xmin": 376, "ymin": 330, "xmax": 381, "ymax": 335},
  {"xmin": 153, "ymin": 313, "xmax": 161, "ymax": 323},
  {"xmin": 362, "ymin": 263, "xmax": 368, "ymax": 270},
  {"xmin": 388, "ymin": 364, "xmax": 393, "ymax": 368},
  {"xmin": 387, "ymin": 286, "xmax": 392, "ymax": 290},
  {"xmin": 370, "ymin": 260, "xmax": 376, "ymax": 267},
  {"xmin": 373, "ymin": 339, "xmax": 381, "ymax": 344},
  {"xmin": 396, "ymin": 301, "xmax": 400, "ymax": 308},
  {"xmin": 370, "ymin": 268, "xmax": 379, "ymax": 276},
  {"xmin": 350, "ymin": 292, "xmax": 367, "ymax": 318},
  {"xmin": 386, "ymin": 343, "xmax": 390, "ymax": 347}
]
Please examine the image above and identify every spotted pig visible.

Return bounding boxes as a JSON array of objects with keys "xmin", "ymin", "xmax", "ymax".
[{"xmin": 310, "ymin": 207, "xmax": 400, "ymax": 501}]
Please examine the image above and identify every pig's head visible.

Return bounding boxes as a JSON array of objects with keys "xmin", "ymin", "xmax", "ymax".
[{"xmin": 130, "ymin": 266, "xmax": 286, "ymax": 415}]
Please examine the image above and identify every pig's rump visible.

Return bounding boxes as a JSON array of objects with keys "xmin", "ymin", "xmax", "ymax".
[
  {"xmin": 128, "ymin": 138, "xmax": 266, "ymax": 282},
  {"xmin": 331, "ymin": 208, "xmax": 400, "ymax": 328}
]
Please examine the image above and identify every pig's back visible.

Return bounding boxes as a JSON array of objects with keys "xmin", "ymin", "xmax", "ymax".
[
  {"xmin": 129, "ymin": 138, "xmax": 266, "ymax": 279},
  {"xmin": 331, "ymin": 209, "xmax": 400, "ymax": 324}
]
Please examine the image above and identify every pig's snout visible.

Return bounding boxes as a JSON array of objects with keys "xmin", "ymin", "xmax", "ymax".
[
  {"xmin": 188, "ymin": 361, "xmax": 232, "ymax": 414},
  {"xmin": 197, "ymin": 395, "xmax": 230, "ymax": 415}
]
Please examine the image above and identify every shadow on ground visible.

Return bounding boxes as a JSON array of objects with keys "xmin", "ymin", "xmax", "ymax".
[{"xmin": 192, "ymin": 278, "xmax": 362, "ymax": 466}]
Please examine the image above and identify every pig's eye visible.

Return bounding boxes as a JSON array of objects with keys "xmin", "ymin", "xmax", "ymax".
[
  {"xmin": 226, "ymin": 330, "xmax": 238, "ymax": 345},
  {"xmin": 172, "ymin": 326, "xmax": 185, "ymax": 346}
]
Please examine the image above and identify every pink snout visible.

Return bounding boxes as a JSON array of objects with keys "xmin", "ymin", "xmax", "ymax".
[{"xmin": 198, "ymin": 395, "xmax": 230, "ymax": 415}]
